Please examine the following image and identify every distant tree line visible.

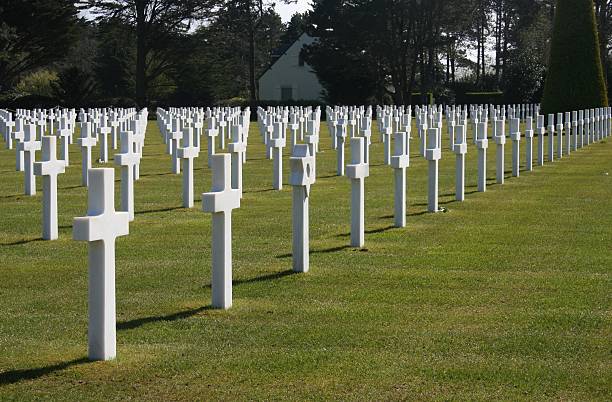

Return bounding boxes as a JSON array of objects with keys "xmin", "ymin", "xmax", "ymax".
[{"xmin": 0, "ymin": 0, "xmax": 610, "ymax": 108}]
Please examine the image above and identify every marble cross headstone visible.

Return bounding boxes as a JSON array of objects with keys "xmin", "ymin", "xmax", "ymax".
[
  {"xmin": 524, "ymin": 117, "xmax": 534, "ymax": 172},
  {"xmin": 476, "ymin": 122, "xmax": 489, "ymax": 192},
  {"xmin": 228, "ymin": 124, "xmax": 246, "ymax": 198},
  {"xmin": 290, "ymin": 144, "xmax": 315, "ymax": 273},
  {"xmin": 453, "ymin": 125, "xmax": 467, "ymax": 201},
  {"xmin": 98, "ymin": 117, "xmax": 111, "ymax": 163},
  {"xmin": 336, "ymin": 120, "xmax": 347, "ymax": 176},
  {"xmin": 78, "ymin": 122, "xmax": 97, "ymax": 186},
  {"xmin": 169, "ymin": 118, "xmax": 182, "ymax": 174},
  {"xmin": 177, "ymin": 126, "xmax": 199, "ymax": 208},
  {"xmin": 206, "ymin": 117, "xmax": 218, "ymax": 168},
  {"xmin": 57, "ymin": 119, "xmax": 71, "ymax": 165},
  {"xmin": 19, "ymin": 124, "xmax": 41, "ymax": 195},
  {"xmin": 425, "ymin": 127, "xmax": 441, "ymax": 211},
  {"xmin": 202, "ymin": 154, "xmax": 241, "ymax": 309},
  {"xmin": 73, "ymin": 168, "xmax": 129, "ymax": 361},
  {"xmin": 509, "ymin": 118, "xmax": 521, "ymax": 177},
  {"xmin": 346, "ymin": 137, "xmax": 369, "ymax": 247},
  {"xmin": 494, "ymin": 119, "xmax": 506, "ymax": 184},
  {"xmin": 271, "ymin": 122, "xmax": 286, "ymax": 190},
  {"xmin": 556, "ymin": 112, "xmax": 563, "ymax": 159},
  {"xmin": 114, "ymin": 131, "xmax": 139, "ymax": 221},
  {"xmin": 13, "ymin": 120, "xmax": 25, "ymax": 171},
  {"xmin": 390, "ymin": 132, "xmax": 409, "ymax": 227},
  {"xmin": 547, "ymin": 114, "xmax": 555, "ymax": 162},
  {"xmin": 537, "ymin": 115, "xmax": 545, "ymax": 166},
  {"xmin": 33, "ymin": 136, "xmax": 66, "ymax": 240}
]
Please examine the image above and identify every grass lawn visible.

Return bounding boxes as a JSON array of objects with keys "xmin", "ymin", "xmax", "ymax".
[{"xmin": 0, "ymin": 119, "xmax": 611, "ymax": 400}]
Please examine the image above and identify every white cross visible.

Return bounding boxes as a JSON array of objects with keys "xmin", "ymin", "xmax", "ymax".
[
  {"xmin": 177, "ymin": 126, "xmax": 199, "ymax": 208},
  {"xmin": 453, "ymin": 125, "xmax": 467, "ymax": 202},
  {"xmin": 115, "ymin": 130, "xmax": 140, "ymax": 221},
  {"xmin": 290, "ymin": 144, "xmax": 315, "ymax": 273},
  {"xmin": 33, "ymin": 136, "xmax": 66, "ymax": 240},
  {"xmin": 346, "ymin": 137, "xmax": 369, "ymax": 247},
  {"xmin": 271, "ymin": 122, "xmax": 286, "ymax": 190},
  {"xmin": 228, "ymin": 124, "xmax": 246, "ymax": 198},
  {"xmin": 18, "ymin": 123, "xmax": 41, "ymax": 195},
  {"xmin": 202, "ymin": 154, "xmax": 241, "ymax": 309},
  {"xmin": 77, "ymin": 122, "xmax": 97, "ymax": 186},
  {"xmin": 13, "ymin": 119, "xmax": 25, "ymax": 171},
  {"xmin": 57, "ymin": 118, "xmax": 71, "ymax": 165},
  {"xmin": 335, "ymin": 120, "xmax": 347, "ymax": 176},
  {"xmin": 476, "ymin": 122, "xmax": 489, "ymax": 191},
  {"xmin": 73, "ymin": 168, "xmax": 129, "ymax": 361},
  {"xmin": 390, "ymin": 131, "xmax": 409, "ymax": 227},
  {"xmin": 98, "ymin": 116, "xmax": 111, "ymax": 163},
  {"xmin": 206, "ymin": 116, "xmax": 218, "ymax": 168},
  {"xmin": 425, "ymin": 127, "xmax": 441, "ymax": 212},
  {"xmin": 169, "ymin": 118, "xmax": 182, "ymax": 174}
]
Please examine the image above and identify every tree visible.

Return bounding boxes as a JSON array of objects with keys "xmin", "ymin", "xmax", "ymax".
[
  {"xmin": 81, "ymin": 0, "xmax": 217, "ymax": 106},
  {"xmin": 220, "ymin": 0, "xmax": 292, "ymax": 104},
  {"xmin": 541, "ymin": 0, "xmax": 608, "ymax": 114},
  {"xmin": 0, "ymin": 0, "xmax": 79, "ymax": 91}
]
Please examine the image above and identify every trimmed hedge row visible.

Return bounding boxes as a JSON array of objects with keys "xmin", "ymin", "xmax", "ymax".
[{"xmin": 541, "ymin": 0, "xmax": 608, "ymax": 114}]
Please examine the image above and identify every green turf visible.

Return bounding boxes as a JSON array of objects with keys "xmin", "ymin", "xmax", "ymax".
[{"xmin": 0, "ymin": 120, "xmax": 611, "ymax": 400}]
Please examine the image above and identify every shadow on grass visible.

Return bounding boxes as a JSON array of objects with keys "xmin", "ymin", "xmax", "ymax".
[
  {"xmin": 337, "ymin": 225, "xmax": 397, "ymax": 238},
  {"xmin": 135, "ymin": 206, "xmax": 186, "ymax": 215},
  {"xmin": 276, "ymin": 245, "xmax": 353, "ymax": 258},
  {"xmin": 59, "ymin": 184, "xmax": 83, "ymax": 190},
  {"xmin": 0, "ymin": 237, "xmax": 44, "ymax": 246},
  {"xmin": 317, "ymin": 174, "xmax": 339, "ymax": 179},
  {"xmin": 205, "ymin": 269, "xmax": 296, "ymax": 286},
  {"xmin": 0, "ymin": 193, "xmax": 23, "ymax": 199},
  {"xmin": 117, "ymin": 305, "xmax": 214, "ymax": 331},
  {"xmin": 138, "ymin": 171, "xmax": 175, "ymax": 178},
  {"xmin": 0, "ymin": 357, "xmax": 89, "ymax": 385},
  {"xmin": 243, "ymin": 188, "xmax": 276, "ymax": 194}
]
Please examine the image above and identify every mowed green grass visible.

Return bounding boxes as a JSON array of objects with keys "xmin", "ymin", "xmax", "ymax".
[{"xmin": 0, "ymin": 119, "xmax": 611, "ymax": 400}]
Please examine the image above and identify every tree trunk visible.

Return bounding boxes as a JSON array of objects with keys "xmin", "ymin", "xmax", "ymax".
[
  {"xmin": 135, "ymin": 0, "xmax": 147, "ymax": 107},
  {"xmin": 248, "ymin": 21, "xmax": 257, "ymax": 106}
]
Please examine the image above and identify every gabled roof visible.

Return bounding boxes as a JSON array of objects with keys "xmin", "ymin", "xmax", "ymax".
[{"xmin": 258, "ymin": 33, "xmax": 316, "ymax": 81}]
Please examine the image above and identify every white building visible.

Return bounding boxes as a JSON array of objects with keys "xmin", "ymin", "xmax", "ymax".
[{"xmin": 258, "ymin": 33, "xmax": 324, "ymax": 102}]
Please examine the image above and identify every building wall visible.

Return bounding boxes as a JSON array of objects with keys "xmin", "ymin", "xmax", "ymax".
[{"xmin": 258, "ymin": 34, "xmax": 324, "ymax": 102}]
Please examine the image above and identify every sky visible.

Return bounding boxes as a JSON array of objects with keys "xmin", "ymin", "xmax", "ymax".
[{"xmin": 276, "ymin": 0, "xmax": 311, "ymax": 22}]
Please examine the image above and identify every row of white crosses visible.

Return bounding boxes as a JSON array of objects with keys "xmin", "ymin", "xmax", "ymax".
[
  {"xmin": 156, "ymin": 107, "xmax": 250, "ymax": 207},
  {"xmin": 0, "ymin": 107, "xmax": 146, "ymax": 241},
  {"xmin": 7, "ymin": 103, "xmax": 610, "ymax": 363},
  {"xmin": 257, "ymin": 106, "xmax": 321, "ymax": 190}
]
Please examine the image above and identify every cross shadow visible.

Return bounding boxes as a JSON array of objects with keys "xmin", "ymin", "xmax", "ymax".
[
  {"xmin": 408, "ymin": 210, "xmax": 429, "ymax": 217},
  {"xmin": 335, "ymin": 225, "xmax": 396, "ymax": 238},
  {"xmin": 59, "ymin": 184, "xmax": 83, "ymax": 190},
  {"xmin": 135, "ymin": 206, "xmax": 186, "ymax": 215},
  {"xmin": 117, "ymin": 305, "xmax": 213, "ymax": 331},
  {"xmin": 1, "ymin": 237, "xmax": 44, "ymax": 246},
  {"xmin": 0, "ymin": 357, "xmax": 89, "ymax": 385},
  {"xmin": 276, "ymin": 244, "xmax": 353, "ymax": 258},
  {"xmin": 317, "ymin": 174, "xmax": 339, "ymax": 179},
  {"xmin": 203, "ymin": 269, "xmax": 296, "ymax": 286},
  {"xmin": 243, "ymin": 188, "xmax": 275, "ymax": 194},
  {"xmin": 138, "ymin": 171, "xmax": 174, "ymax": 178},
  {"xmin": 0, "ymin": 193, "xmax": 22, "ymax": 199}
]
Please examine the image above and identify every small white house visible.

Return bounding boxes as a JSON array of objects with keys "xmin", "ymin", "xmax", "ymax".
[{"xmin": 258, "ymin": 33, "xmax": 324, "ymax": 102}]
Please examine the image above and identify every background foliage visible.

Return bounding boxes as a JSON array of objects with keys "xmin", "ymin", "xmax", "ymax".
[{"xmin": 0, "ymin": 0, "xmax": 610, "ymax": 107}]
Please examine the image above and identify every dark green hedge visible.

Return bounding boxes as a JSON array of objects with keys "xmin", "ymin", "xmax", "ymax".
[{"xmin": 541, "ymin": 0, "xmax": 608, "ymax": 114}]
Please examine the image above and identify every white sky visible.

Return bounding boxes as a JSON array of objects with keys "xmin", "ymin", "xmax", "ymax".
[{"xmin": 276, "ymin": 0, "xmax": 311, "ymax": 22}]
